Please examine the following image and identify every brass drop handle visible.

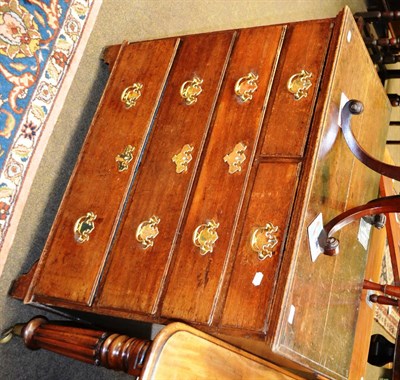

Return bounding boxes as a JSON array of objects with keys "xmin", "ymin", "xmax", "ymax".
[
  {"xmin": 180, "ymin": 76, "xmax": 203, "ymax": 105},
  {"xmin": 223, "ymin": 142, "xmax": 247, "ymax": 174},
  {"xmin": 250, "ymin": 223, "xmax": 279, "ymax": 260},
  {"xmin": 121, "ymin": 83, "xmax": 143, "ymax": 108},
  {"xmin": 121, "ymin": 82, "xmax": 143, "ymax": 109},
  {"xmin": 193, "ymin": 220, "xmax": 219, "ymax": 255},
  {"xmin": 287, "ymin": 70, "xmax": 312, "ymax": 101},
  {"xmin": 74, "ymin": 212, "xmax": 97, "ymax": 244},
  {"xmin": 136, "ymin": 216, "xmax": 160, "ymax": 249},
  {"xmin": 234, "ymin": 72, "xmax": 259, "ymax": 102},
  {"xmin": 115, "ymin": 145, "xmax": 135, "ymax": 172},
  {"xmin": 172, "ymin": 144, "xmax": 194, "ymax": 173}
]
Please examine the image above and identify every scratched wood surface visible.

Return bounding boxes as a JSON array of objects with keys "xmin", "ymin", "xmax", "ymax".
[
  {"xmin": 142, "ymin": 322, "xmax": 305, "ymax": 380},
  {"xmin": 160, "ymin": 25, "xmax": 285, "ymax": 324},
  {"xmin": 96, "ymin": 31, "xmax": 235, "ymax": 315},
  {"xmin": 26, "ymin": 39, "xmax": 179, "ymax": 306},
  {"xmin": 273, "ymin": 8, "xmax": 390, "ymax": 379}
]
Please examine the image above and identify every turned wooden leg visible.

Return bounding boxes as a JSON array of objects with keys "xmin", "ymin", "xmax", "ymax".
[
  {"xmin": 364, "ymin": 279, "xmax": 400, "ymax": 299},
  {"xmin": 3, "ymin": 316, "xmax": 152, "ymax": 377},
  {"xmin": 354, "ymin": 10, "xmax": 400, "ymax": 22},
  {"xmin": 369, "ymin": 294, "xmax": 400, "ymax": 306}
]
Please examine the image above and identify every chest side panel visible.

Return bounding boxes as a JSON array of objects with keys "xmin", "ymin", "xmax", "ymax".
[{"xmin": 273, "ymin": 11, "xmax": 391, "ymax": 378}]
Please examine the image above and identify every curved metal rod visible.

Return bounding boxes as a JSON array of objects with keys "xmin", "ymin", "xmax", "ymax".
[
  {"xmin": 341, "ymin": 99, "xmax": 400, "ymax": 181},
  {"xmin": 319, "ymin": 195, "xmax": 400, "ymax": 255}
]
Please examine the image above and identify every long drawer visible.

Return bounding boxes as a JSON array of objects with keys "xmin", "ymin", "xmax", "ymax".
[
  {"xmin": 29, "ymin": 39, "xmax": 179, "ymax": 306},
  {"xmin": 95, "ymin": 31, "xmax": 236, "ymax": 315},
  {"xmin": 161, "ymin": 25, "xmax": 286, "ymax": 324}
]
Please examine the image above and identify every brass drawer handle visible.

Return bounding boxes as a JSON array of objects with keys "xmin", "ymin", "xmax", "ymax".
[
  {"xmin": 193, "ymin": 220, "xmax": 219, "ymax": 255},
  {"xmin": 287, "ymin": 70, "xmax": 312, "ymax": 101},
  {"xmin": 136, "ymin": 216, "xmax": 160, "ymax": 249},
  {"xmin": 223, "ymin": 142, "xmax": 247, "ymax": 174},
  {"xmin": 121, "ymin": 83, "xmax": 143, "ymax": 108},
  {"xmin": 74, "ymin": 212, "xmax": 97, "ymax": 244},
  {"xmin": 115, "ymin": 145, "xmax": 135, "ymax": 172},
  {"xmin": 234, "ymin": 72, "xmax": 258, "ymax": 102},
  {"xmin": 172, "ymin": 144, "xmax": 194, "ymax": 173},
  {"xmin": 180, "ymin": 76, "xmax": 203, "ymax": 105},
  {"xmin": 251, "ymin": 223, "xmax": 279, "ymax": 260}
]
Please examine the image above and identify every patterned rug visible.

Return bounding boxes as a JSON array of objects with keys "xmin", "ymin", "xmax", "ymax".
[
  {"xmin": 0, "ymin": 0, "xmax": 102, "ymax": 276},
  {"xmin": 374, "ymin": 242, "xmax": 400, "ymax": 338}
]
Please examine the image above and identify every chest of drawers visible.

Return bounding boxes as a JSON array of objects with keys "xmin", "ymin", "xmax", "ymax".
[{"xmin": 13, "ymin": 7, "xmax": 391, "ymax": 379}]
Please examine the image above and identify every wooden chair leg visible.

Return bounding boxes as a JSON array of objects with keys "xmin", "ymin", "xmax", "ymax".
[
  {"xmin": 364, "ymin": 279, "xmax": 400, "ymax": 299},
  {"xmin": 369, "ymin": 293, "xmax": 400, "ymax": 306},
  {"xmin": 0, "ymin": 316, "xmax": 152, "ymax": 377}
]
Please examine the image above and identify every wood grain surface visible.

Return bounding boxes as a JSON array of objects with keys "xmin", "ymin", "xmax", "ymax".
[
  {"xmin": 28, "ymin": 39, "xmax": 179, "ymax": 306},
  {"xmin": 13, "ymin": 7, "xmax": 391, "ymax": 379},
  {"xmin": 160, "ymin": 25, "xmax": 285, "ymax": 324},
  {"xmin": 96, "ymin": 31, "xmax": 236, "ymax": 314}
]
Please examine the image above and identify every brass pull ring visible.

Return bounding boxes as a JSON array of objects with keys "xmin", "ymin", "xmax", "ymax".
[
  {"xmin": 136, "ymin": 216, "xmax": 160, "ymax": 249},
  {"xmin": 251, "ymin": 223, "xmax": 279, "ymax": 260},
  {"xmin": 121, "ymin": 83, "xmax": 143, "ymax": 108},
  {"xmin": 74, "ymin": 212, "xmax": 97, "ymax": 244},
  {"xmin": 180, "ymin": 76, "xmax": 203, "ymax": 105},
  {"xmin": 193, "ymin": 219, "xmax": 219, "ymax": 255},
  {"xmin": 0, "ymin": 327, "xmax": 14, "ymax": 344},
  {"xmin": 0, "ymin": 323, "xmax": 24, "ymax": 344},
  {"xmin": 234, "ymin": 72, "xmax": 259, "ymax": 102},
  {"xmin": 287, "ymin": 70, "xmax": 312, "ymax": 101}
]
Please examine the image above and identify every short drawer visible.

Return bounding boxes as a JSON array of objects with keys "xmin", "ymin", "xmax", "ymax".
[
  {"xmin": 161, "ymin": 25, "xmax": 286, "ymax": 324},
  {"xmin": 95, "ymin": 31, "xmax": 236, "ymax": 315},
  {"xmin": 29, "ymin": 39, "xmax": 179, "ymax": 306},
  {"xmin": 219, "ymin": 162, "xmax": 300, "ymax": 332},
  {"xmin": 260, "ymin": 19, "xmax": 333, "ymax": 157}
]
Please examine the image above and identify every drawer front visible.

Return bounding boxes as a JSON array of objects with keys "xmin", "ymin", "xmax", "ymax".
[
  {"xmin": 95, "ymin": 32, "xmax": 236, "ymax": 314},
  {"xmin": 161, "ymin": 25, "xmax": 286, "ymax": 324},
  {"xmin": 220, "ymin": 162, "xmax": 300, "ymax": 332},
  {"xmin": 260, "ymin": 19, "xmax": 333, "ymax": 157},
  {"xmin": 30, "ymin": 39, "xmax": 179, "ymax": 305}
]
